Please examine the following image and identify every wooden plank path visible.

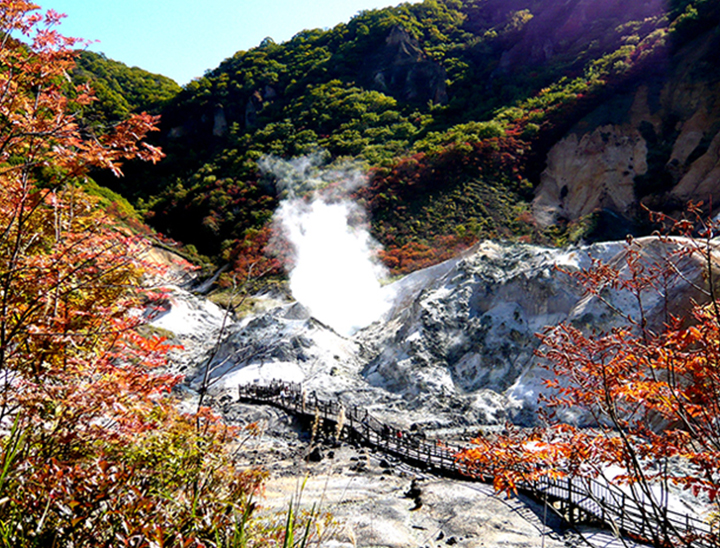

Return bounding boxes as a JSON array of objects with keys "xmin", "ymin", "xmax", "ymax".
[{"xmin": 237, "ymin": 380, "xmax": 719, "ymax": 548}]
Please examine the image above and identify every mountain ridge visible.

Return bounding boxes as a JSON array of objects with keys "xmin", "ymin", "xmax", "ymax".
[{"xmin": 79, "ymin": 0, "xmax": 720, "ymax": 282}]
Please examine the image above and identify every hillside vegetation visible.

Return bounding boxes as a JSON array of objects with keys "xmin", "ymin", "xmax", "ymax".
[
  {"xmin": 72, "ymin": 51, "xmax": 181, "ymax": 123},
  {"xmin": 85, "ymin": 0, "xmax": 720, "ymax": 278}
]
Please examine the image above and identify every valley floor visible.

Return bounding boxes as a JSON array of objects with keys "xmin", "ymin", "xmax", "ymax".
[{"xmin": 223, "ymin": 399, "xmax": 646, "ymax": 548}]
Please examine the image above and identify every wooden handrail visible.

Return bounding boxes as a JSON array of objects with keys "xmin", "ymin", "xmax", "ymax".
[{"xmin": 237, "ymin": 381, "xmax": 718, "ymax": 548}]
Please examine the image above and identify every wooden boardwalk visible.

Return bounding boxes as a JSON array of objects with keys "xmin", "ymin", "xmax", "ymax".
[{"xmin": 237, "ymin": 380, "xmax": 719, "ymax": 548}]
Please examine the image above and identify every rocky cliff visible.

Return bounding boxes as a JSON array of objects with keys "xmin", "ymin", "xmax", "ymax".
[
  {"xmin": 533, "ymin": 25, "xmax": 720, "ymax": 230},
  {"xmin": 365, "ymin": 25, "xmax": 448, "ymax": 105}
]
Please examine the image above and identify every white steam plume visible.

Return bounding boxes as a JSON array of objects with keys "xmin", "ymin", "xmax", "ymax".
[{"xmin": 263, "ymin": 155, "xmax": 391, "ymax": 335}]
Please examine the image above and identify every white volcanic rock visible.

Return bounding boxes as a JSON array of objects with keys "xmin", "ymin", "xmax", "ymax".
[
  {"xmin": 150, "ymin": 286, "xmax": 226, "ymax": 338},
  {"xmin": 141, "ymin": 246, "xmax": 227, "ymax": 374},
  {"xmin": 358, "ymin": 238, "xmax": 676, "ymax": 425},
  {"xmin": 169, "ymin": 236, "xmax": 717, "ymax": 431}
]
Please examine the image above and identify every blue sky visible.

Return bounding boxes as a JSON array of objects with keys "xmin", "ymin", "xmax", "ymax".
[{"xmin": 38, "ymin": 0, "xmax": 419, "ymax": 86}]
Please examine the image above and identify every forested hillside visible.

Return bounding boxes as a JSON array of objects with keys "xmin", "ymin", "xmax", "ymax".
[
  {"xmin": 72, "ymin": 51, "xmax": 181, "ymax": 123},
  {"xmin": 86, "ymin": 0, "xmax": 720, "ymax": 277}
]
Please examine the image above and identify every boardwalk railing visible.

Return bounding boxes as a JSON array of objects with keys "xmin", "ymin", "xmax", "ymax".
[{"xmin": 237, "ymin": 380, "xmax": 719, "ymax": 548}]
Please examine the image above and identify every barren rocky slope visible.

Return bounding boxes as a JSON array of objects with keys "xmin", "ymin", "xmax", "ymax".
[
  {"xmin": 144, "ymin": 235, "xmax": 716, "ymax": 547},
  {"xmin": 157, "ymin": 236, "xmax": 715, "ymax": 431}
]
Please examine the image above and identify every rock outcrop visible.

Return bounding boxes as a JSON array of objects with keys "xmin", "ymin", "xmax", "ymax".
[
  {"xmin": 533, "ymin": 121, "xmax": 647, "ymax": 226},
  {"xmin": 213, "ymin": 105, "xmax": 228, "ymax": 136},
  {"xmin": 365, "ymin": 26, "xmax": 447, "ymax": 105},
  {"xmin": 533, "ymin": 29, "xmax": 720, "ymax": 229},
  {"xmin": 359, "ymin": 237, "xmax": 716, "ymax": 425}
]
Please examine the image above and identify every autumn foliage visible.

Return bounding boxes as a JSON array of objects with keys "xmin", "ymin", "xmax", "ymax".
[
  {"xmin": 363, "ymin": 135, "xmax": 531, "ymax": 274},
  {"xmin": 458, "ymin": 208, "xmax": 720, "ymax": 547},
  {"xmin": 0, "ymin": 3, "xmax": 269, "ymax": 546}
]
